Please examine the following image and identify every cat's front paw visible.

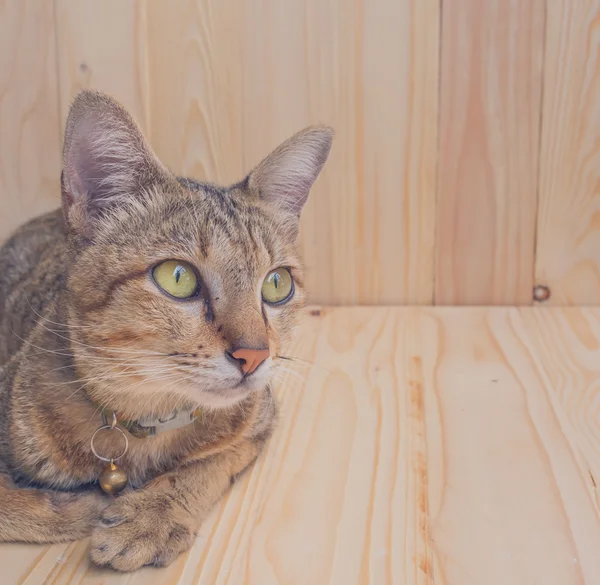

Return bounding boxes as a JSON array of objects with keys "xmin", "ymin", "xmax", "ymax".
[{"xmin": 89, "ymin": 491, "xmax": 195, "ymax": 571}]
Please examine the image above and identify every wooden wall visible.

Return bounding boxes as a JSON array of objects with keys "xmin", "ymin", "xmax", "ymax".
[{"xmin": 1, "ymin": 0, "xmax": 599, "ymax": 306}]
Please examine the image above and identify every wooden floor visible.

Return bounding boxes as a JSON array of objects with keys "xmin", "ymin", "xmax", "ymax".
[{"xmin": 3, "ymin": 307, "xmax": 600, "ymax": 585}]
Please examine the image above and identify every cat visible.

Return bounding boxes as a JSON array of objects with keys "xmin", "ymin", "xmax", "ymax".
[{"xmin": 0, "ymin": 90, "xmax": 332, "ymax": 571}]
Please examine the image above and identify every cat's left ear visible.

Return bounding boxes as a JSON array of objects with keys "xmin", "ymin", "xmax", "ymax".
[
  {"xmin": 61, "ymin": 90, "xmax": 169, "ymax": 237},
  {"xmin": 246, "ymin": 126, "xmax": 333, "ymax": 216}
]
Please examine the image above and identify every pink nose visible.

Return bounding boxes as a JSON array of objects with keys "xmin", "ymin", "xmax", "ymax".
[{"xmin": 231, "ymin": 348, "xmax": 270, "ymax": 375}]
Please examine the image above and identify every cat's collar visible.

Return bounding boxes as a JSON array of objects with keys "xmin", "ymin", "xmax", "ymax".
[
  {"xmin": 99, "ymin": 406, "xmax": 202, "ymax": 438},
  {"xmin": 90, "ymin": 406, "xmax": 202, "ymax": 495}
]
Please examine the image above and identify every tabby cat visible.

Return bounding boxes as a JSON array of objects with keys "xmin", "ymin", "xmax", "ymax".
[{"xmin": 0, "ymin": 90, "xmax": 332, "ymax": 571}]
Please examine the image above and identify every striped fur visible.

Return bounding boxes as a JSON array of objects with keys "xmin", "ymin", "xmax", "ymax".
[{"xmin": 0, "ymin": 90, "xmax": 332, "ymax": 571}]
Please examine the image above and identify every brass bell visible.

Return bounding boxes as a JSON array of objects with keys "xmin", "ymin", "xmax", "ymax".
[{"xmin": 99, "ymin": 461, "xmax": 128, "ymax": 495}]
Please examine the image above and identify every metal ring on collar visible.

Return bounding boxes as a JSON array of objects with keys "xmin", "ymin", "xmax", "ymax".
[{"xmin": 90, "ymin": 424, "xmax": 129, "ymax": 463}]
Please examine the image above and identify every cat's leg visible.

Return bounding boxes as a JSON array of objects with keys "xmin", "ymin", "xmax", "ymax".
[
  {"xmin": 89, "ymin": 438, "xmax": 264, "ymax": 571},
  {"xmin": 0, "ymin": 464, "xmax": 108, "ymax": 543}
]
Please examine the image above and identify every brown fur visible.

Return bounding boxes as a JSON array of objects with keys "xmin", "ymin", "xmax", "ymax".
[{"xmin": 0, "ymin": 90, "xmax": 332, "ymax": 571}]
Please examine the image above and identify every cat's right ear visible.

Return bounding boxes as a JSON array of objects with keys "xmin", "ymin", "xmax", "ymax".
[
  {"xmin": 246, "ymin": 126, "xmax": 334, "ymax": 217},
  {"xmin": 61, "ymin": 90, "xmax": 168, "ymax": 238}
]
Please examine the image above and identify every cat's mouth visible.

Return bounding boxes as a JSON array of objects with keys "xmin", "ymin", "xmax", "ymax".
[
  {"xmin": 223, "ymin": 373, "xmax": 269, "ymax": 395},
  {"xmin": 181, "ymin": 366, "xmax": 271, "ymax": 407}
]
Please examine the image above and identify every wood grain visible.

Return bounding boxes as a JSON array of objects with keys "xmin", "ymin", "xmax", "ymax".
[
  {"xmin": 435, "ymin": 0, "xmax": 545, "ymax": 305},
  {"xmin": 517, "ymin": 307, "xmax": 600, "ymax": 584},
  {"xmin": 54, "ymin": 0, "xmax": 150, "ymax": 137},
  {"xmin": 0, "ymin": 0, "xmax": 61, "ymax": 244},
  {"xmin": 146, "ymin": 0, "xmax": 439, "ymax": 305},
  {"xmin": 4, "ymin": 1, "xmax": 600, "ymax": 306},
  {"xmin": 520, "ymin": 308, "xmax": 600, "ymax": 512},
  {"xmin": 420, "ymin": 307, "xmax": 600, "ymax": 584},
  {"xmin": 2, "ymin": 306, "xmax": 599, "ymax": 584},
  {"xmin": 535, "ymin": 1, "xmax": 600, "ymax": 305},
  {"xmin": 145, "ymin": 0, "xmax": 245, "ymax": 184}
]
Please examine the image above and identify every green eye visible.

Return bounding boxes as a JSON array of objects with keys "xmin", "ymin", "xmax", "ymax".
[
  {"xmin": 261, "ymin": 268, "xmax": 294, "ymax": 304},
  {"xmin": 153, "ymin": 260, "xmax": 198, "ymax": 299}
]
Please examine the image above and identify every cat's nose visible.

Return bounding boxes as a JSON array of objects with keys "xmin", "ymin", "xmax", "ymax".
[{"xmin": 226, "ymin": 348, "xmax": 270, "ymax": 376}]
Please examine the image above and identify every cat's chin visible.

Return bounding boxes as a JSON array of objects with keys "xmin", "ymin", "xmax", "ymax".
[
  {"xmin": 181, "ymin": 373, "xmax": 268, "ymax": 410},
  {"xmin": 195, "ymin": 383, "xmax": 266, "ymax": 410},
  {"xmin": 185, "ymin": 364, "xmax": 272, "ymax": 410}
]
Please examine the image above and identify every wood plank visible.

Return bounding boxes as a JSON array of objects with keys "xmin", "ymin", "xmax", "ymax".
[
  {"xmin": 146, "ymin": 0, "xmax": 439, "ymax": 305},
  {"xmin": 516, "ymin": 307, "xmax": 600, "ymax": 583},
  {"xmin": 435, "ymin": 0, "xmax": 544, "ymax": 305},
  {"xmin": 535, "ymin": 1, "xmax": 600, "ymax": 305},
  {"xmin": 0, "ymin": 0, "xmax": 61, "ymax": 243},
  {"xmin": 520, "ymin": 307, "xmax": 600, "ymax": 499},
  {"xmin": 145, "ymin": 0, "xmax": 245, "ymax": 184},
  {"xmin": 54, "ymin": 0, "xmax": 150, "ymax": 137},
  {"xmin": 420, "ymin": 307, "xmax": 600, "ymax": 584},
  {"xmin": 2, "ymin": 307, "xmax": 600, "ymax": 584}
]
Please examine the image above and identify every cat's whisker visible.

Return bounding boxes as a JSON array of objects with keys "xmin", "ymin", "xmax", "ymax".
[
  {"xmin": 37, "ymin": 351, "xmax": 178, "ymax": 369},
  {"xmin": 63, "ymin": 369, "xmax": 183, "ymax": 402},
  {"xmin": 82, "ymin": 352, "xmax": 196, "ymax": 366},
  {"xmin": 55, "ymin": 356, "xmax": 190, "ymax": 395},
  {"xmin": 14, "ymin": 317, "xmax": 180, "ymax": 362},
  {"xmin": 84, "ymin": 371, "xmax": 187, "ymax": 415},
  {"xmin": 45, "ymin": 354, "xmax": 165, "ymax": 375},
  {"xmin": 50, "ymin": 354, "xmax": 187, "ymax": 379},
  {"xmin": 24, "ymin": 307, "xmax": 181, "ymax": 359},
  {"xmin": 63, "ymin": 330, "xmax": 174, "ymax": 358},
  {"xmin": 277, "ymin": 354, "xmax": 330, "ymax": 373},
  {"xmin": 161, "ymin": 377, "xmax": 195, "ymax": 412},
  {"xmin": 272, "ymin": 365, "xmax": 307, "ymax": 385},
  {"xmin": 53, "ymin": 365, "xmax": 181, "ymax": 388},
  {"xmin": 25, "ymin": 298, "xmax": 96, "ymax": 331},
  {"xmin": 9, "ymin": 328, "xmax": 79, "ymax": 359},
  {"xmin": 136, "ymin": 375, "xmax": 192, "ymax": 421},
  {"xmin": 274, "ymin": 374, "xmax": 304, "ymax": 388}
]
